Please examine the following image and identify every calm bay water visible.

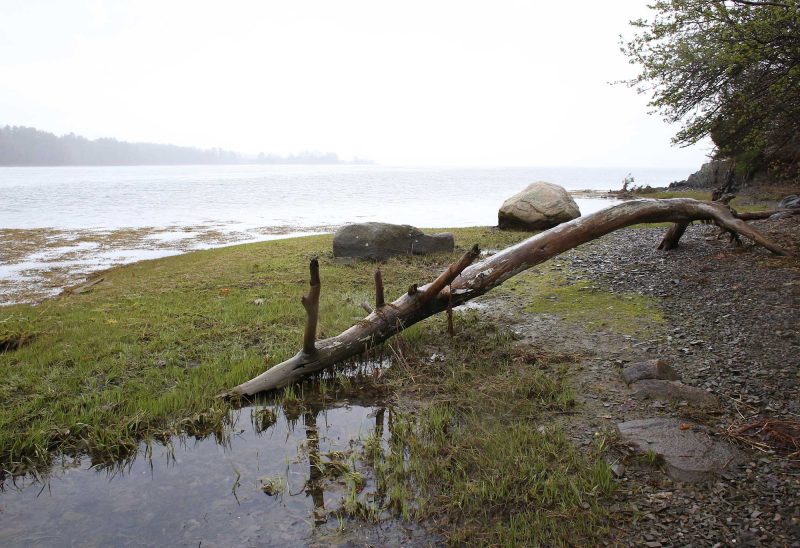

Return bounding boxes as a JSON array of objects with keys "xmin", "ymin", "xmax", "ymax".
[
  {"xmin": 0, "ymin": 164, "xmax": 693, "ymax": 304},
  {"xmin": 0, "ymin": 164, "xmax": 692, "ymax": 230}
]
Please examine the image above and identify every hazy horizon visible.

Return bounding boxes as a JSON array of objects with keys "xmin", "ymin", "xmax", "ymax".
[
  {"xmin": 0, "ymin": 123, "xmax": 706, "ymax": 169},
  {"xmin": 1, "ymin": 1, "xmax": 713, "ymax": 168}
]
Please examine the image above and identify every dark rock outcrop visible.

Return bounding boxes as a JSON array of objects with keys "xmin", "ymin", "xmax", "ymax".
[
  {"xmin": 332, "ymin": 223, "xmax": 454, "ymax": 260},
  {"xmin": 669, "ymin": 159, "xmax": 746, "ymax": 191}
]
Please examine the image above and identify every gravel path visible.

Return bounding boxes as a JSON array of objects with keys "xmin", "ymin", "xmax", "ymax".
[
  {"xmin": 481, "ymin": 216, "xmax": 799, "ymax": 546},
  {"xmin": 579, "ymin": 218, "xmax": 799, "ymax": 419},
  {"xmin": 573, "ymin": 218, "xmax": 800, "ymax": 546}
]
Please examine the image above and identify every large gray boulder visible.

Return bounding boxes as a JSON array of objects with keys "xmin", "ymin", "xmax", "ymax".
[
  {"xmin": 498, "ymin": 182, "xmax": 580, "ymax": 230},
  {"xmin": 333, "ymin": 223, "xmax": 454, "ymax": 260}
]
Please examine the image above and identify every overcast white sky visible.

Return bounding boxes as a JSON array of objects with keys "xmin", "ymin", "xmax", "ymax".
[{"xmin": 0, "ymin": 0, "xmax": 712, "ymax": 167}]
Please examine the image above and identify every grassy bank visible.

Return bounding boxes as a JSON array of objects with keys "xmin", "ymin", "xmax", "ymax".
[
  {"xmin": 0, "ymin": 228, "xmax": 531, "ymax": 472},
  {"xmin": 1, "ymin": 222, "xmax": 651, "ymax": 542}
]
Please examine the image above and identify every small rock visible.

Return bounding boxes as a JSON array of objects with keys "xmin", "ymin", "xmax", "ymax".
[
  {"xmin": 777, "ymin": 194, "xmax": 800, "ymax": 209},
  {"xmin": 621, "ymin": 359, "xmax": 681, "ymax": 385},
  {"xmin": 617, "ymin": 418, "xmax": 741, "ymax": 482},
  {"xmin": 611, "ymin": 463, "xmax": 626, "ymax": 478}
]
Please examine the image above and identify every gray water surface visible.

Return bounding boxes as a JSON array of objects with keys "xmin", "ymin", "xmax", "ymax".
[
  {"xmin": 0, "ymin": 397, "xmax": 410, "ymax": 547},
  {"xmin": 0, "ymin": 164, "xmax": 690, "ymax": 230}
]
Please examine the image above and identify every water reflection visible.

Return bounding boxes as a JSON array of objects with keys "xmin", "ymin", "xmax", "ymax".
[{"xmin": 0, "ymin": 364, "xmax": 417, "ymax": 547}]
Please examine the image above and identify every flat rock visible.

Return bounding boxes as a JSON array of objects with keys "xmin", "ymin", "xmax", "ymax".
[
  {"xmin": 622, "ymin": 359, "xmax": 680, "ymax": 385},
  {"xmin": 632, "ymin": 379, "xmax": 718, "ymax": 407},
  {"xmin": 617, "ymin": 418, "xmax": 741, "ymax": 482},
  {"xmin": 332, "ymin": 223, "xmax": 454, "ymax": 260},
  {"xmin": 498, "ymin": 181, "xmax": 580, "ymax": 230},
  {"xmin": 777, "ymin": 194, "xmax": 799, "ymax": 209}
]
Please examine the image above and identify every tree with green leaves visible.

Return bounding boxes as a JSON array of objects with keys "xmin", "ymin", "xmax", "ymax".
[{"xmin": 622, "ymin": 0, "xmax": 800, "ymax": 183}]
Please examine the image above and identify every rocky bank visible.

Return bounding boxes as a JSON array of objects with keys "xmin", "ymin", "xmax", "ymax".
[{"xmin": 469, "ymin": 215, "xmax": 799, "ymax": 546}]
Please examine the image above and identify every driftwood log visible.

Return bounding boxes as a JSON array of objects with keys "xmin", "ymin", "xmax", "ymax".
[{"xmin": 227, "ymin": 198, "xmax": 791, "ymax": 397}]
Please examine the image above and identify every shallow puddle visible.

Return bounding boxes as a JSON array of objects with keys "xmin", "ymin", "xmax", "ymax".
[{"xmin": 0, "ymin": 393, "xmax": 423, "ymax": 547}]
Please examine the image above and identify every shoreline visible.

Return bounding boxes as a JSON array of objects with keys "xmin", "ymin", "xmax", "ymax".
[
  {"xmin": 5, "ymin": 186, "xmax": 779, "ymax": 308},
  {"xmin": 1, "ymin": 194, "xmax": 622, "ymax": 307},
  {"xmin": 0, "ymin": 225, "xmax": 332, "ymax": 306}
]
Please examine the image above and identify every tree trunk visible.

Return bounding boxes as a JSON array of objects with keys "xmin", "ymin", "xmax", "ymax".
[{"xmin": 226, "ymin": 198, "xmax": 790, "ymax": 397}]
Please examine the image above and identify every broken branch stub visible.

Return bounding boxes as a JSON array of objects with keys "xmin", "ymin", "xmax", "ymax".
[
  {"xmin": 227, "ymin": 199, "xmax": 791, "ymax": 397},
  {"xmin": 420, "ymin": 244, "xmax": 480, "ymax": 304},
  {"xmin": 374, "ymin": 268, "xmax": 385, "ymax": 308},
  {"xmin": 300, "ymin": 258, "xmax": 321, "ymax": 355}
]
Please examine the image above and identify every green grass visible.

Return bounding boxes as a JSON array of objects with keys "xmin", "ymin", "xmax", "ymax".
[
  {"xmin": 498, "ymin": 265, "xmax": 663, "ymax": 336},
  {"xmin": 1, "ymin": 225, "xmax": 623, "ymax": 543},
  {"xmin": 639, "ymin": 190, "xmax": 712, "ymax": 201},
  {"xmin": 0, "ymin": 228, "xmax": 529, "ymax": 473},
  {"xmin": 344, "ymin": 314, "xmax": 614, "ymax": 545}
]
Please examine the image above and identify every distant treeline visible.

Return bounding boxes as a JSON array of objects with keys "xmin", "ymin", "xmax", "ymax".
[{"xmin": 0, "ymin": 125, "xmax": 357, "ymax": 166}]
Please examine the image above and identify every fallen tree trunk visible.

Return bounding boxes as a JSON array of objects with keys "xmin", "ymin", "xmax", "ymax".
[{"xmin": 227, "ymin": 198, "xmax": 791, "ymax": 397}]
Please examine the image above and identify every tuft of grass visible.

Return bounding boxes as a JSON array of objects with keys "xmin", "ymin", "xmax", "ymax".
[
  {"xmin": 258, "ymin": 475, "xmax": 287, "ymax": 496},
  {"xmin": 0, "ymin": 314, "xmax": 36, "ymax": 353}
]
